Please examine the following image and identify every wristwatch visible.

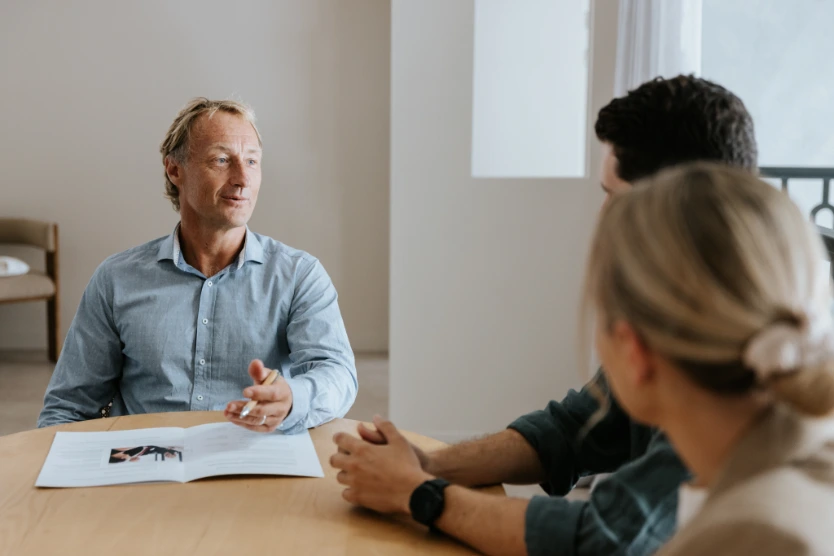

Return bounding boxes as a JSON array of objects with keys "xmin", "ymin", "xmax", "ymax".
[{"xmin": 409, "ymin": 478, "xmax": 451, "ymax": 529}]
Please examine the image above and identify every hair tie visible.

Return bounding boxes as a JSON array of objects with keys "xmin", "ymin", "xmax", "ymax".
[{"xmin": 743, "ymin": 316, "xmax": 834, "ymax": 381}]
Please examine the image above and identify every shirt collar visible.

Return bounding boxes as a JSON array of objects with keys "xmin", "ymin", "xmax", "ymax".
[
  {"xmin": 157, "ymin": 224, "xmax": 264, "ymax": 269},
  {"xmin": 156, "ymin": 227, "xmax": 178, "ymax": 263},
  {"xmin": 240, "ymin": 227, "xmax": 264, "ymax": 267}
]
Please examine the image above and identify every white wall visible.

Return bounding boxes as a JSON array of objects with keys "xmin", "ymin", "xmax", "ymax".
[
  {"xmin": 390, "ymin": 0, "xmax": 618, "ymax": 441},
  {"xmin": 0, "ymin": 0, "xmax": 390, "ymax": 352}
]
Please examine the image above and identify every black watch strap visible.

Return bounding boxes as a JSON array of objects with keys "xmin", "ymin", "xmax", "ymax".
[{"xmin": 409, "ymin": 478, "xmax": 451, "ymax": 528}]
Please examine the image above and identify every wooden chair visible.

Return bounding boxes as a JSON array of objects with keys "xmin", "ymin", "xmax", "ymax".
[{"xmin": 0, "ymin": 219, "xmax": 60, "ymax": 362}]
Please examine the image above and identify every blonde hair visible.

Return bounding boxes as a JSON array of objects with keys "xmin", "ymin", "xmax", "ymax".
[
  {"xmin": 583, "ymin": 162, "xmax": 834, "ymax": 416},
  {"xmin": 159, "ymin": 98, "xmax": 262, "ymax": 212}
]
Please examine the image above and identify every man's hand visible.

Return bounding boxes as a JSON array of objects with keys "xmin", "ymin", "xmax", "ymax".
[
  {"xmin": 355, "ymin": 420, "xmax": 433, "ymax": 473},
  {"xmin": 224, "ymin": 359, "xmax": 293, "ymax": 433},
  {"xmin": 331, "ymin": 416, "xmax": 433, "ymax": 514}
]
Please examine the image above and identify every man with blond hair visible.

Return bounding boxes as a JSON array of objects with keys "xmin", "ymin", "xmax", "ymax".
[{"xmin": 39, "ymin": 98, "xmax": 357, "ymax": 433}]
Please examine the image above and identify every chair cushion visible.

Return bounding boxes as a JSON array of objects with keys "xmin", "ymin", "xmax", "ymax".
[{"xmin": 0, "ymin": 271, "xmax": 55, "ymax": 300}]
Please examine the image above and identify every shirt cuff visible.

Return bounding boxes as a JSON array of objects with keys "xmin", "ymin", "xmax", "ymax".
[
  {"xmin": 525, "ymin": 495, "xmax": 586, "ymax": 556},
  {"xmin": 507, "ymin": 414, "xmax": 542, "ymax": 452},
  {"xmin": 507, "ymin": 413, "xmax": 556, "ymax": 494},
  {"xmin": 278, "ymin": 376, "xmax": 312, "ymax": 434}
]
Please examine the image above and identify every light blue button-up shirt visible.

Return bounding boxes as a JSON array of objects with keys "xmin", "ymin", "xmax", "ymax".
[{"xmin": 38, "ymin": 227, "xmax": 357, "ymax": 433}]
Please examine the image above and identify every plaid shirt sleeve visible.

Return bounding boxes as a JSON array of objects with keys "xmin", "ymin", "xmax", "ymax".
[{"xmin": 508, "ymin": 372, "xmax": 690, "ymax": 556}]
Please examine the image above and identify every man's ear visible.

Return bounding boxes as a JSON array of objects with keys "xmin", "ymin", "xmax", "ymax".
[
  {"xmin": 611, "ymin": 320, "xmax": 653, "ymax": 386},
  {"xmin": 164, "ymin": 156, "xmax": 182, "ymax": 186}
]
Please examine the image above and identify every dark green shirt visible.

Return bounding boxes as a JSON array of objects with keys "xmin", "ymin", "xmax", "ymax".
[{"xmin": 508, "ymin": 372, "xmax": 690, "ymax": 556}]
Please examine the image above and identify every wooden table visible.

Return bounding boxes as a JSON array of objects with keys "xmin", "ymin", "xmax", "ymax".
[{"xmin": 0, "ymin": 413, "xmax": 503, "ymax": 555}]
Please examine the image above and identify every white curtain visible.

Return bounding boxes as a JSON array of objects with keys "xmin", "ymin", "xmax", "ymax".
[{"xmin": 614, "ymin": 0, "xmax": 703, "ymax": 96}]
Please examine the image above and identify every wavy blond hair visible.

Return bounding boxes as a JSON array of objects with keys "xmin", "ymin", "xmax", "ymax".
[
  {"xmin": 583, "ymin": 162, "xmax": 834, "ymax": 416},
  {"xmin": 159, "ymin": 98, "xmax": 262, "ymax": 212}
]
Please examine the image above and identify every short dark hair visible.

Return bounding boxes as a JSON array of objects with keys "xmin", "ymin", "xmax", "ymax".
[{"xmin": 594, "ymin": 75, "xmax": 757, "ymax": 182}]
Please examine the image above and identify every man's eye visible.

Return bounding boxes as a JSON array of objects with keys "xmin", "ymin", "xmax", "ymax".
[
  {"xmin": 248, "ymin": 159, "xmax": 258, "ymax": 166},
  {"xmin": 217, "ymin": 157, "xmax": 228, "ymax": 164}
]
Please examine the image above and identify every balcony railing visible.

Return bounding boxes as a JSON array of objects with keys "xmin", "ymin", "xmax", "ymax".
[
  {"xmin": 760, "ymin": 166, "xmax": 834, "ymax": 224},
  {"xmin": 760, "ymin": 167, "xmax": 834, "ymax": 277}
]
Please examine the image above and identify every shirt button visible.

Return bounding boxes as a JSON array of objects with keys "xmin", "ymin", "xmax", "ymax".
[
  {"xmin": 199, "ymin": 359, "xmax": 206, "ymax": 365},
  {"xmin": 197, "ymin": 395, "xmax": 204, "ymax": 401},
  {"xmin": 207, "ymin": 281, "xmax": 213, "ymax": 287},
  {"xmin": 202, "ymin": 318, "xmax": 208, "ymax": 325}
]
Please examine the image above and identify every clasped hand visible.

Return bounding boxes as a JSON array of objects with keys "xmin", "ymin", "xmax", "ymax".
[{"xmin": 330, "ymin": 415, "xmax": 433, "ymax": 514}]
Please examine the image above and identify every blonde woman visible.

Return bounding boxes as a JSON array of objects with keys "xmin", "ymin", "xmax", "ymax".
[{"xmin": 585, "ymin": 162, "xmax": 834, "ymax": 555}]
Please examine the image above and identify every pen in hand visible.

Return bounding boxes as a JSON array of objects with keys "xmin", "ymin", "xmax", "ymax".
[{"xmin": 238, "ymin": 369, "xmax": 279, "ymax": 419}]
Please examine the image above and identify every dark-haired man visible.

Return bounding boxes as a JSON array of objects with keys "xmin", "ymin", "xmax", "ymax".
[{"xmin": 329, "ymin": 76, "xmax": 758, "ymax": 556}]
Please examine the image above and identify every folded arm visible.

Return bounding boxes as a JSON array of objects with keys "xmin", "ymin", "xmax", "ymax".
[{"xmin": 333, "ymin": 414, "xmax": 686, "ymax": 556}]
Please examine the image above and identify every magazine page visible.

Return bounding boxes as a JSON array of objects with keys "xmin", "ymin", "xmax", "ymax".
[
  {"xmin": 36, "ymin": 428, "xmax": 185, "ymax": 488},
  {"xmin": 183, "ymin": 422, "xmax": 324, "ymax": 482}
]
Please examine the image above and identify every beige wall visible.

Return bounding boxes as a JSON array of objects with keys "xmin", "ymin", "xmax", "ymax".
[
  {"xmin": 0, "ymin": 1, "xmax": 390, "ymax": 352},
  {"xmin": 389, "ymin": 0, "xmax": 618, "ymax": 442}
]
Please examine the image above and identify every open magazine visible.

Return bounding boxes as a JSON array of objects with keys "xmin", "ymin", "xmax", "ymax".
[{"xmin": 36, "ymin": 422, "xmax": 324, "ymax": 488}]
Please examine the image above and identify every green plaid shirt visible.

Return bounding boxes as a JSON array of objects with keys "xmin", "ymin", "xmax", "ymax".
[{"xmin": 508, "ymin": 372, "xmax": 690, "ymax": 556}]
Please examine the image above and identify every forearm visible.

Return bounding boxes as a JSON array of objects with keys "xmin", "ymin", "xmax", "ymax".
[
  {"xmin": 281, "ymin": 362, "xmax": 358, "ymax": 433},
  {"xmin": 38, "ymin": 267, "xmax": 122, "ymax": 428},
  {"xmin": 37, "ymin": 401, "xmax": 87, "ymax": 428},
  {"xmin": 427, "ymin": 429, "xmax": 546, "ymax": 487},
  {"xmin": 38, "ymin": 347, "xmax": 120, "ymax": 428},
  {"xmin": 38, "ymin": 376, "xmax": 107, "ymax": 427},
  {"xmin": 434, "ymin": 487, "xmax": 528, "ymax": 556},
  {"xmin": 285, "ymin": 259, "xmax": 357, "ymax": 433}
]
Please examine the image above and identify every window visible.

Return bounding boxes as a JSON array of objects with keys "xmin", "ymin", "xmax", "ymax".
[
  {"xmin": 702, "ymin": 0, "xmax": 834, "ymax": 227},
  {"xmin": 471, "ymin": 0, "xmax": 590, "ymax": 178}
]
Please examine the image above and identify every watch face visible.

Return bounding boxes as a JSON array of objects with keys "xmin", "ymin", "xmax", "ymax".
[
  {"xmin": 414, "ymin": 488, "xmax": 440, "ymax": 520},
  {"xmin": 410, "ymin": 481, "xmax": 446, "ymax": 525}
]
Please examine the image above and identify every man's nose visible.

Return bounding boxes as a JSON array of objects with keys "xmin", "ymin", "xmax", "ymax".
[{"xmin": 229, "ymin": 159, "xmax": 250, "ymax": 188}]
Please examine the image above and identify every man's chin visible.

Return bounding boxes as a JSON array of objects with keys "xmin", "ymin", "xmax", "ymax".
[
  {"xmin": 201, "ymin": 216, "xmax": 252, "ymax": 233},
  {"xmin": 221, "ymin": 208, "xmax": 255, "ymax": 229},
  {"xmin": 226, "ymin": 219, "xmax": 252, "ymax": 231}
]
